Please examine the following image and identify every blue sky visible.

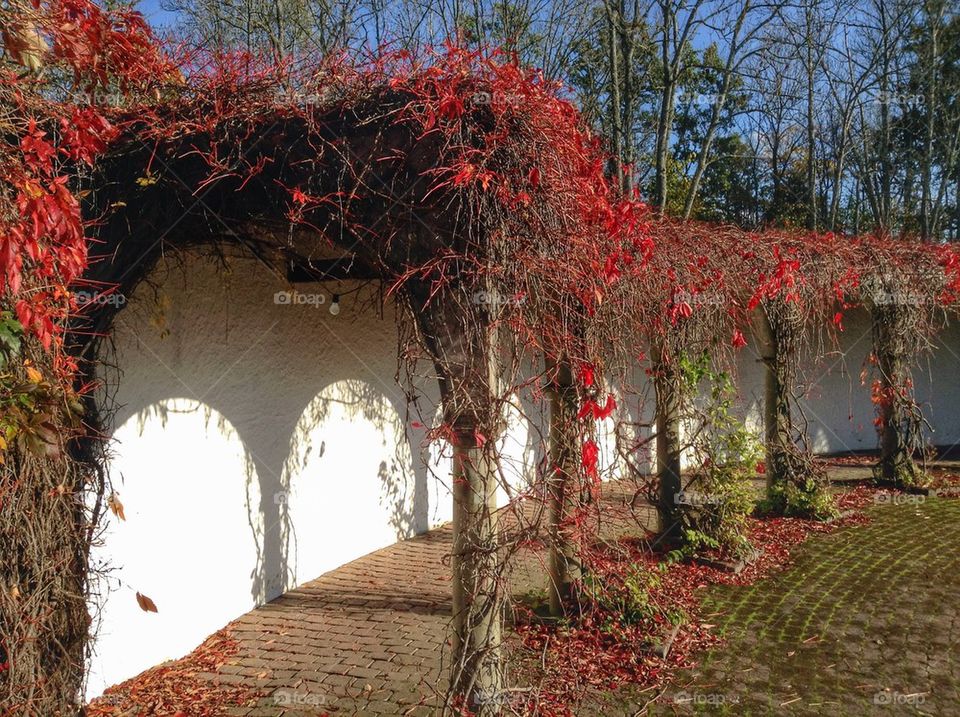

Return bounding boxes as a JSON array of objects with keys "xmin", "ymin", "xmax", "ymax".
[{"xmin": 133, "ymin": 0, "xmax": 179, "ymax": 29}]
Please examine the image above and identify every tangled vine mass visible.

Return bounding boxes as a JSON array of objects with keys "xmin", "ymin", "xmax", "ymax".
[{"xmin": 1, "ymin": 1, "xmax": 960, "ymax": 714}]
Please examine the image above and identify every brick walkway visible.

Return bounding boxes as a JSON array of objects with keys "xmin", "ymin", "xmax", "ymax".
[
  {"xmin": 214, "ymin": 484, "xmax": 651, "ymax": 716},
  {"xmin": 590, "ymin": 496, "xmax": 960, "ymax": 716},
  {"xmin": 93, "ymin": 463, "xmax": 960, "ymax": 716},
  {"xmin": 213, "ymin": 525, "xmax": 456, "ymax": 716},
  {"xmin": 658, "ymin": 498, "xmax": 960, "ymax": 716},
  {"xmin": 88, "ymin": 481, "xmax": 650, "ymax": 716}
]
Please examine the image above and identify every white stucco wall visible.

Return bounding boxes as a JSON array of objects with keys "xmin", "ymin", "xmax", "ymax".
[
  {"xmin": 87, "ymin": 251, "xmax": 960, "ymax": 699},
  {"xmin": 87, "ymin": 253, "xmax": 453, "ymax": 698},
  {"xmin": 86, "ymin": 250, "xmax": 584, "ymax": 699},
  {"xmin": 731, "ymin": 309, "xmax": 960, "ymax": 455}
]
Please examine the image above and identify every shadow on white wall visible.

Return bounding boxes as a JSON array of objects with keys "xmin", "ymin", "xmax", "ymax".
[
  {"xmin": 88, "ymin": 399, "xmax": 265, "ymax": 699},
  {"xmin": 282, "ymin": 380, "xmax": 420, "ymax": 588},
  {"xmin": 86, "ymin": 253, "xmax": 960, "ymax": 701},
  {"xmin": 86, "ymin": 253, "xmax": 448, "ymax": 699}
]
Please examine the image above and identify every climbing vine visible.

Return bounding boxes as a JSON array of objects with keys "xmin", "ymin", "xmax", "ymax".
[{"xmin": 2, "ymin": 2, "xmax": 960, "ymax": 714}]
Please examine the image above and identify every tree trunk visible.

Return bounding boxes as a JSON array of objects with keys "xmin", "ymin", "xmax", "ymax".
[
  {"xmin": 753, "ymin": 305, "xmax": 799, "ymax": 492},
  {"xmin": 0, "ymin": 440, "xmax": 92, "ymax": 714},
  {"xmin": 805, "ymin": 4, "xmax": 818, "ymax": 232},
  {"xmin": 877, "ymin": 0, "xmax": 893, "ymax": 232},
  {"xmin": 450, "ymin": 426, "xmax": 504, "ymax": 713},
  {"xmin": 870, "ymin": 303, "xmax": 920, "ymax": 487},
  {"xmin": 653, "ymin": 342, "xmax": 682, "ymax": 543},
  {"xmin": 681, "ymin": 0, "xmax": 751, "ymax": 219},
  {"xmin": 545, "ymin": 359, "xmax": 581, "ymax": 617},
  {"xmin": 411, "ymin": 281, "xmax": 506, "ymax": 711},
  {"xmin": 919, "ymin": 0, "xmax": 941, "ymax": 241},
  {"xmin": 621, "ymin": 0, "xmax": 638, "ymax": 194},
  {"xmin": 956, "ymin": 174, "xmax": 960, "ymax": 241},
  {"xmin": 654, "ymin": 73, "xmax": 675, "ymax": 213},
  {"xmin": 605, "ymin": 0, "xmax": 625, "ymax": 190},
  {"xmin": 874, "ymin": 346, "xmax": 912, "ymax": 485},
  {"xmin": 755, "ymin": 309, "xmax": 785, "ymax": 489}
]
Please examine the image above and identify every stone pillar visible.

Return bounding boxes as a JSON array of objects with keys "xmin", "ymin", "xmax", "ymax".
[
  {"xmin": 449, "ymin": 422, "xmax": 504, "ymax": 713},
  {"xmin": 870, "ymin": 300, "xmax": 920, "ymax": 486},
  {"xmin": 410, "ymin": 281, "xmax": 506, "ymax": 713}
]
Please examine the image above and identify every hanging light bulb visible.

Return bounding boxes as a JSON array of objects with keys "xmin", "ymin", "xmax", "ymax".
[{"xmin": 329, "ymin": 294, "xmax": 341, "ymax": 316}]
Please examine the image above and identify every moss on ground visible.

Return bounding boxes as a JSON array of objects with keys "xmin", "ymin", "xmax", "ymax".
[{"xmin": 585, "ymin": 498, "xmax": 960, "ymax": 715}]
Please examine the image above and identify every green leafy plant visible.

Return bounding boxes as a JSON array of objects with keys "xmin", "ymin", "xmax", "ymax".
[
  {"xmin": 580, "ymin": 560, "xmax": 669, "ymax": 630},
  {"xmin": 0, "ymin": 314, "xmax": 83, "ymax": 463},
  {"xmin": 0, "ymin": 311, "xmax": 24, "ymax": 370},
  {"xmin": 760, "ymin": 475, "xmax": 837, "ymax": 520},
  {"xmin": 672, "ymin": 352, "xmax": 759, "ymax": 560}
]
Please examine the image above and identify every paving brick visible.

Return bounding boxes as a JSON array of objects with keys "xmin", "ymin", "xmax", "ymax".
[{"xmin": 88, "ymin": 478, "xmax": 720, "ymax": 717}]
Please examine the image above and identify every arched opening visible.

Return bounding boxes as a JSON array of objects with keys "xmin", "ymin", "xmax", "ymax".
[{"xmin": 85, "ymin": 248, "xmax": 462, "ymax": 697}]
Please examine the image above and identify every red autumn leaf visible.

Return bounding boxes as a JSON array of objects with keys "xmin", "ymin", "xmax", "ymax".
[
  {"xmin": 594, "ymin": 394, "xmax": 617, "ymax": 420},
  {"xmin": 438, "ymin": 94, "xmax": 465, "ymax": 120},
  {"xmin": 21, "ymin": 122, "xmax": 57, "ymax": 170},
  {"xmin": 581, "ymin": 439, "xmax": 599, "ymax": 479},
  {"xmin": 577, "ymin": 362, "xmax": 595, "ymax": 388},
  {"xmin": 577, "ymin": 398, "xmax": 597, "ymax": 421},
  {"xmin": 528, "ymin": 166, "xmax": 540, "ymax": 188},
  {"xmin": 136, "ymin": 591, "xmax": 158, "ymax": 613},
  {"xmin": 603, "ymin": 254, "xmax": 620, "ymax": 284},
  {"xmin": 451, "ymin": 163, "xmax": 475, "ymax": 186},
  {"xmin": 576, "ymin": 399, "xmax": 596, "ymax": 420},
  {"xmin": 478, "ymin": 170, "xmax": 494, "ymax": 191}
]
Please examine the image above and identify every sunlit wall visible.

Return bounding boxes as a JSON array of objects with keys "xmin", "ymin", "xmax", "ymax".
[{"xmin": 87, "ymin": 252, "xmax": 960, "ymax": 699}]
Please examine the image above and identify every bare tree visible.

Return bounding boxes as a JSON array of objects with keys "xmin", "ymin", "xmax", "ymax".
[
  {"xmin": 680, "ymin": 0, "xmax": 778, "ymax": 218},
  {"xmin": 162, "ymin": 0, "xmax": 361, "ymax": 59},
  {"xmin": 651, "ymin": 0, "xmax": 712, "ymax": 212}
]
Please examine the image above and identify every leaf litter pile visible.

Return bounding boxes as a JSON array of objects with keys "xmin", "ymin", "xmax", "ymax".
[{"xmin": 86, "ymin": 629, "xmax": 261, "ymax": 717}]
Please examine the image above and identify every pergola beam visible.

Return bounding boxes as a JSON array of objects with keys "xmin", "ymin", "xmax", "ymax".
[{"xmin": 285, "ymin": 256, "xmax": 380, "ymax": 283}]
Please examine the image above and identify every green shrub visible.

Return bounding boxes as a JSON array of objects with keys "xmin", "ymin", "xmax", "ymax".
[{"xmin": 672, "ymin": 352, "xmax": 759, "ymax": 560}]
